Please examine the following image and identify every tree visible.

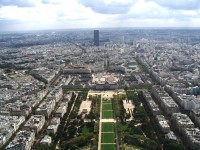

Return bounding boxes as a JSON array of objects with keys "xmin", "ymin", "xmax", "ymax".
[
  {"xmin": 34, "ymin": 144, "xmax": 49, "ymax": 150},
  {"xmin": 60, "ymin": 134, "xmax": 93, "ymax": 149},
  {"xmin": 163, "ymin": 140, "xmax": 184, "ymax": 150},
  {"xmin": 124, "ymin": 86, "xmax": 128, "ymax": 91},
  {"xmin": 88, "ymin": 95, "xmax": 93, "ymax": 100},
  {"xmin": 67, "ymin": 125, "xmax": 77, "ymax": 138},
  {"xmin": 87, "ymin": 111, "xmax": 96, "ymax": 122}
]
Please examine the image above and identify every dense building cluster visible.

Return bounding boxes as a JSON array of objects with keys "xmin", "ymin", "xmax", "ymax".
[{"xmin": 0, "ymin": 29, "xmax": 200, "ymax": 149}]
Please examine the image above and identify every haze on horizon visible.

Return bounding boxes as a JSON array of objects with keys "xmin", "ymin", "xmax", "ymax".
[{"xmin": 1, "ymin": 0, "xmax": 200, "ymax": 31}]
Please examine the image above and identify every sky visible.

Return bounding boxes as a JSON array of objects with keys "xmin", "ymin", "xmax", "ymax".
[{"xmin": 1, "ymin": 0, "xmax": 200, "ymax": 31}]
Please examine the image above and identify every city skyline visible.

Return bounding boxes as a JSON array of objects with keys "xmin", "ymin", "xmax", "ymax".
[
  {"xmin": 1, "ymin": 24, "xmax": 200, "ymax": 149},
  {"xmin": 1, "ymin": 0, "xmax": 200, "ymax": 31}
]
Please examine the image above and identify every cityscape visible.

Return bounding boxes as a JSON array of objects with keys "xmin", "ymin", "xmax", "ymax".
[
  {"xmin": 1, "ymin": 0, "xmax": 200, "ymax": 150},
  {"xmin": 1, "ymin": 28, "xmax": 200, "ymax": 150}
]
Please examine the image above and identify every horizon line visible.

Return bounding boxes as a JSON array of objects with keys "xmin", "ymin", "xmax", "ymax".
[{"xmin": 2, "ymin": 27, "xmax": 200, "ymax": 33}]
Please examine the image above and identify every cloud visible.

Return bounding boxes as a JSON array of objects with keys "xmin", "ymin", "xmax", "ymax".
[
  {"xmin": 0, "ymin": 0, "xmax": 35, "ymax": 7},
  {"xmin": 0, "ymin": 0, "xmax": 200, "ymax": 31},
  {"xmin": 77, "ymin": 0, "xmax": 136, "ymax": 14},
  {"xmin": 41, "ymin": 0, "xmax": 60, "ymax": 5},
  {"xmin": 123, "ymin": 0, "xmax": 200, "ymax": 20},
  {"xmin": 145, "ymin": 0, "xmax": 200, "ymax": 10},
  {"xmin": 0, "ymin": 0, "xmax": 101, "ymax": 31},
  {"xmin": 125, "ymin": 0, "xmax": 168, "ymax": 19}
]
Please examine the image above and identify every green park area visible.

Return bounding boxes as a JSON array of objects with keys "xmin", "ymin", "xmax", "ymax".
[
  {"xmin": 102, "ymin": 122, "xmax": 114, "ymax": 132},
  {"xmin": 102, "ymin": 110, "xmax": 113, "ymax": 119},
  {"xmin": 101, "ymin": 98, "xmax": 116, "ymax": 150},
  {"xmin": 102, "ymin": 99, "xmax": 113, "ymax": 119},
  {"xmin": 102, "ymin": 99, "xmax": 112, "ymax": 103},
  {"xmin": 101, "ymin": 132, "xmax": 115, "ymax": 143},
  {"xmin": 101, "ymin": 144, "xmax": 116, "ymax": 150},
  {"xmin": 102, "ymin": 103, "xmax": 112, "ymax": 110}
]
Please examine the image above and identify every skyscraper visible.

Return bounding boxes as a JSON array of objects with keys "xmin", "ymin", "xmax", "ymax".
[{"xmin": 94, "ymin": 30, "xmax": 99, "ymax": 46}]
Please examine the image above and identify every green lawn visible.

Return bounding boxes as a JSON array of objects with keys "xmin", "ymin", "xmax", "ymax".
[
  {"xmin": 101, "ymin": 98, "xmax": 116, "ymax": 149},
  {"xmin": 80, "ymin": 123, "xmax": 94, "ymax": 136},
  {"xmin": 102, "ymin": 122, "xmax": 114, "ymax": 132},
  {"xmin": 81, "ymin": 125, "xmax": 89, "ymax": 135},
  {"xmin": 102, "ymin": 99, "xmax": 112, "ymax": 103},
  {"xmin": 102, "ymin": 103, "xmax": 112, "ymax": 110},
  {"xmin": 101, "ymin": 132, "xmax": 115, "ymax": 143},
  {"xmin": 102, "ymin": 110, "xmax": 113, "ymax": 119},
  {"xmin": 101, "ymin": 144, "xmax": 116, "ymax": 150}
]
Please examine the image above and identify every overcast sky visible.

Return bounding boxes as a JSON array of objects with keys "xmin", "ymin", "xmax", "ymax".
[{"xmin": 1, "ymin": 0, "xmax": 200, "ymax": 31}]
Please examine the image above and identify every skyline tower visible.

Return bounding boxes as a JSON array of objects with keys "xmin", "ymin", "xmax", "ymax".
[{"xmin": 94, "ymin": 30, "xmax": 99, "ymax": 46}]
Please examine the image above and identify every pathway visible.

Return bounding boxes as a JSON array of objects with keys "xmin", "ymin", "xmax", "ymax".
[
  {"xmin": 98, "ymin": 96, "xmax": 103, "ymax": 150},
  {"xmin": 101, "ymin": 119, "xmax": 116, "ymax": 122}
]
